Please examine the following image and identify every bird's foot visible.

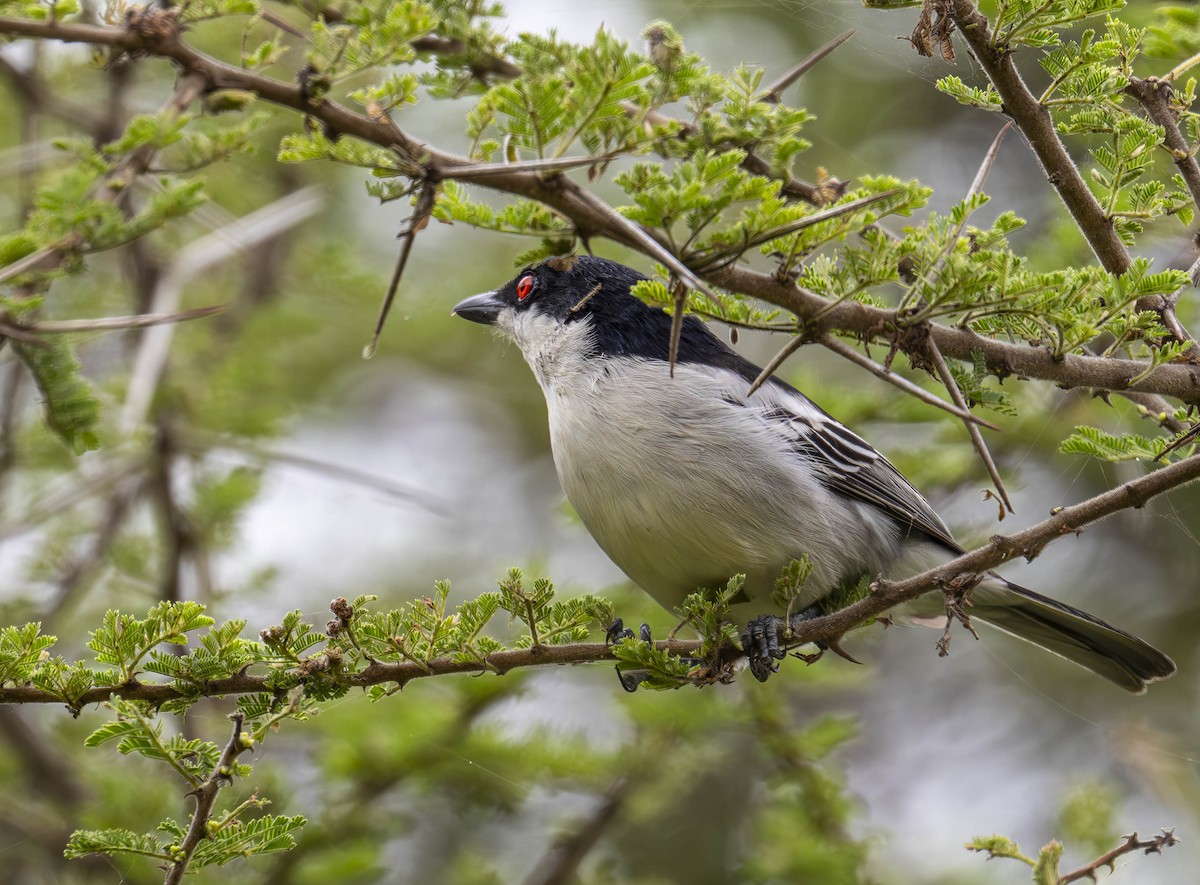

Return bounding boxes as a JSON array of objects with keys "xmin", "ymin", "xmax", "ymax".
[
  {"xmin": 607, "ymin": 619, "xmax": 712, "ymax": 691},
  {"xmin": 607, "ymin": 618, "xmax": 653, "ymax": 692},
  {"xmin": 606, "ymin": 617, "xmax": 651, "ymax": 646},
  {"xmin": 741, "ymin": 605, "xmax": 824, "ymax": 683}
]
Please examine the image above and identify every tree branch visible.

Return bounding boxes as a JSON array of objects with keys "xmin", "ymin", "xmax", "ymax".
[
  {"xmin": 1125, "ymin": 76, "xmax": 1200, "ymax": 214},
  {"xmin": 1057, "ymin": 830, "xmax": 1179, "ymax": 884},
  {"xmin": 3, "ymin": 452, "xmax": 1198, "ymax": 707},
  {"xmin": 5, "ymin": 14, "xmax": 1200, "ymax": 403},
  {"xmin": 945, "ymin": 0, "xmax": 1197, "ymax": 352},
  {"xmin": 946, "ymin": 0, "xmax": 1129, "ymax": 275},
  {"xmin": 162, "ymin": 712, "xmax": 251, "ymax": 885}
]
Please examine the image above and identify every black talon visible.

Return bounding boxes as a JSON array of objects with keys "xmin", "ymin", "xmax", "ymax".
[
  {"xmin": 742, "ymin": 606, "xmax": 826, "ymax": 682},
  {"xmin": 606, "ymin": 617, "xmax": 634, "ymax": 646},
  {"xmin": 741, "ymin": 614, "xmax": 780, "ymax": 682},
  {"xmin": 609, "ymin": 619, "xmax": 653, "ymax": 692}
]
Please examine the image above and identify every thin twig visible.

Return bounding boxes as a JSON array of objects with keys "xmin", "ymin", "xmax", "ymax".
[
  {"xmin": 1057, "ymin": 830, "xmax": 1179, "ymax": 884},
  {"xmin": 696, "ymin": 189, "xmax": 900, "ymax": 270},
  {"xmin": 570, "ymin": 186, "xmax": 715, "ymax": 300},
  {"xmin": 442, "ymin": 153, "xmax": 622, "ymax": 180},
  {"xmin": 1165, "ymin": 51, "xmax": 1200, "ymax": 83},
  {"xmin": 175, "ymin": 428, "xmax": 447, "ymax": 514},
  {"xmin": 162, "ymin": 713, "xmax": 252, "ymax": 885},
  {"xmin": 763, "ymin": 29, "xmax": 857, "ymax": 103},
  {"xmin": 667, "ymin": 277, "xmax": 686, "ymax": 377},
  {"xmin": 9, "ymin": 305, "xmax": 224, "ymax": 334},
  {"xmin": 0, "ymin": 244, "xmax": 59, "ymax": 286},
  {"xmin": 1119, "ymin": 389, "xmax": 1188, "ymax": 434},
  {"xmin": 819, "ymin": 333, "xmax": 1000, "ymax": 429},
  {"xmin": 747, "ymin": 331, "xmax": 810, "ymax": 397},
  {"xmin": 906, "ymin": 121, "xmax": 1011, "ymax": 311},
  {"xmin": 926, "ymin": 333, "xmax": 1014, "ymax": 514}
]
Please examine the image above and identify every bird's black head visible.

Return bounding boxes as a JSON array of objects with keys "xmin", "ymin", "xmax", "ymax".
[
  {"xmin": 453, "ymin": 255, "xmax": 760, "ymax": 382},
  {"xmin": 454, "ymin": 254, "xmax": 643, "ymax": 324}
]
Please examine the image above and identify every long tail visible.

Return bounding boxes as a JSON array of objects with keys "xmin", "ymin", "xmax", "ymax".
[{"xmin": 968, "ymin": 578, "xmax": 1176, "ymax": 693}]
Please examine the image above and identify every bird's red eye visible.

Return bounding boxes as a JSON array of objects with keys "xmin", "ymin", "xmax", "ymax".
[{"xmin": 517, "ymin": 274, "xmax": 535, "ymax": 301}]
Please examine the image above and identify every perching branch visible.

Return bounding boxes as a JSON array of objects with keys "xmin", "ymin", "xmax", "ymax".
[
  {"xmin": 0, "ymin": 640, "xmax": 704, "ymax": 706},
  {"xmin": 3, "ymin": 452, "xmax": 1199, "ymax": 707}
]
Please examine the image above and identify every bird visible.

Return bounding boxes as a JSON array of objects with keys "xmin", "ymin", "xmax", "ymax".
[{"xmin": 452, "ymin": 254, "xmax": 1177, "ymax": 692}]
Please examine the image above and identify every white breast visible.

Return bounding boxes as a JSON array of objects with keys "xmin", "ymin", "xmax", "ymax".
[{"xmin": 514, "ymin": 317, "xmax": 899, "ymax": 617}]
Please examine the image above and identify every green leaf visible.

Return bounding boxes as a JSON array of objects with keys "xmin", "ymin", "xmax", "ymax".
[
  {"xmin": 965, "ymin": 834, "xmax": 1034, "ymax": 865},
  {"xmin": 936, "ymin": 76, "xmax": 1003, "ymax": 110},
  {"xmin": 12, "ymin": 338, "xmax": 101, "ymax": 454},
  {"xmin": 191, "ymin": 814, "xmax": 307, "ymax": 868},
  {"xmin": 1059, "ymin": 425, "xmax": 1172, "ymax": 461},
  {"xmin": 1032, "ymin": 840, "xmax": 1064, "ymax": 885},
  {"xmin": 770, "ymin": 557, "xmax": 813, "ymax": 611},
  {"xmin": 65, "ymin": 827, "xmax": 172, "ymax": 861},
  {"xmin": 0, "ymin": 622, "xmax": 57, "ymax": 684}
]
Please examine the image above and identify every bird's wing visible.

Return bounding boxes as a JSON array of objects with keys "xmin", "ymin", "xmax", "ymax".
[{"xmin": 750, "ymin": 381, "xmax": 960, "ymax": 551}]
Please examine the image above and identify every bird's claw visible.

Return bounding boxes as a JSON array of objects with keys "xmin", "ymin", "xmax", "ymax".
[
  {"xmin": 741, "ymin": 605, "xmax": 826, "ymax": 683},
  {"xmin": 609, "ymin": 619, "xmax": 654, "ymax": 691},
  {"xmin": 606, "ymin": 618, "xmax": 652, "ymax": 646},
  {"xmin": 742, "ymin": 614, "xmax": 785, "ymax": 683}
]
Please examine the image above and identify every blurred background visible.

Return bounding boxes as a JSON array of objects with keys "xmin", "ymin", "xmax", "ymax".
[{"xmin": 1, "ymin": 1, "xmax": 1198, "ymax": 883}]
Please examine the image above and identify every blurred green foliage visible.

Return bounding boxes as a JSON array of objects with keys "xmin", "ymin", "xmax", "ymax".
[{"xmin": 0, "ymin": 0, "xmax": 1198, "ymax": 883}]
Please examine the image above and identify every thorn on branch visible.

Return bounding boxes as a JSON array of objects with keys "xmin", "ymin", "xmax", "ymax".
[
  {"xmin": 364, "ymin": 180, "xmax": 436, "ymax": 358},
  {"xmin": 748, "ymin": 330, "xmax": 811, "ymax": 396},
  {"xmin": 818, "ymin": 332, "xmax": 1000, "ymax": 428},
  {"xmin": 1057, "ymin": 829, "xmax": 1179, "ymax": 884},
  {"xmin": 763, "ymin": 29, "xmax": 856, "ymax": 104},
  {"xmin": 667, "ymin": 277, "xmax": 686, "ymax": 378}
]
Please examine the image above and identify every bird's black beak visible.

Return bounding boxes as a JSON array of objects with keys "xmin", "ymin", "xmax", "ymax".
[{"xmin": 452, "ymin": 291, "xmax": 502, "ymax": 325}]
